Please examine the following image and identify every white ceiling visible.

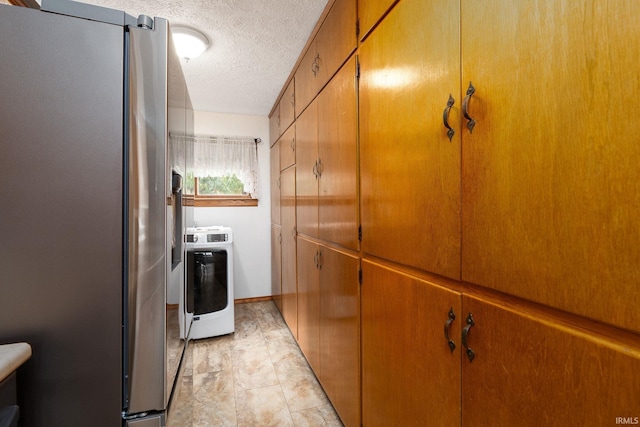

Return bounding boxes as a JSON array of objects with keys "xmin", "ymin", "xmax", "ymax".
[{"xmin": 78, "ymin": 0, "xmax": 329, "ymax": 116}]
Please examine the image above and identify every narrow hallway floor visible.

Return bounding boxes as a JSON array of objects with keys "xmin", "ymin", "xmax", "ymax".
[{"xmin": 170, "ymin": 300, "xmax": 344, "ymax": 427}]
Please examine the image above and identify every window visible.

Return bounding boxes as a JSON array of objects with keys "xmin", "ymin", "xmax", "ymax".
[{"xmin": 172, "ymin": 134, "xmax": 260, "ymax": 207}]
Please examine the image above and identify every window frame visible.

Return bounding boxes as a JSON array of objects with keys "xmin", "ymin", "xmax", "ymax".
[{"xmin": 192, "ymin": 176, "xmax": 258, "ymax": 207}]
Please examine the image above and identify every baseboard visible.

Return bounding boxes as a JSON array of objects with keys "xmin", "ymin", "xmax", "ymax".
[{"xmin": 234, "ymin": 296, "xmax": 273, "ymax": 305}]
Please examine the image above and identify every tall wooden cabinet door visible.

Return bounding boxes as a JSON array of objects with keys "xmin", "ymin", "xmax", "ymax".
[
  {"xmin": 295, "ymin": 42, "xmax": 319, "ymax": 117},
  {"xmin": 296, "ymin": 237, "xmax": 320, "ymax": 371},
  {"xmin": 319, "ymin": 246, "xmax": 360, "ymax": 427},
  {"xmin": 279, "ymin": 79, "xmax": 296, "ymax": 133},
  {"xmin": 270, "ymin": 142, "xmax": 280, "ymax": 225},
  {"xmin": 461, "ymin": 1, "xmax": 640, "ymax": 332},
  {"xmin": 359, "ymin": 0, "xmax": 461, "ymax": 279},
  {"xmin": 296, "ymin": 100, "xmax": 319, "ymax": 239},
  {"xmin": 461, "ymin": 295, "xmax": 640, "ymax": 426},
  {"xmin": 280, "ymin": 166, "xmax": 298, "ymax": 337},
  {"xmin": 279, "ymin": 124, "xmax": 296, "ymax": 171},
  {"xmin": 271, "ymin": 224, "xmax": 282, "ymax": 312},
  {"xmin": 317, "ymin": 56, "xmax": 359, "ymax": 250},
  {"xmin": 315, "ymin": 0, "xmax": 357, "ymax": 89},
  {"xmin": 358, "ymin": 0, "xmax": 398, "ymax": 41},
  {"xmin": 362, "ymin": 260, "xmax": 462, "ymax": 427}
]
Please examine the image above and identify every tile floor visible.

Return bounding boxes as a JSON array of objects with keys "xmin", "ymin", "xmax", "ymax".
[{"xmin": 169, "ymin": 301, "xmax": 344, "ymax": 427}]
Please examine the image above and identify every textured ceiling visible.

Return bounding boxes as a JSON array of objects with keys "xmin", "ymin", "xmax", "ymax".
[{"xmin": 78, "ymin": 0, "xmax": 329, "ymax": 116}]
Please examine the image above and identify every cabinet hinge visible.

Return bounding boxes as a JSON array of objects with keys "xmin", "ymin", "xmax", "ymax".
[
  {"xmin": 355, "ymin": 18, "xmax": 360, "ymax": 38},
  {"xmin": 358, "ymin": 268, "xmax": 363, "ymax": 285},
  {"xmin": 358, "ymin": 225, "xmax": 362, "ymax": 242},
  {"xmin": 356, "ymin": 56, "xmax": 361, "ymax": 80}
]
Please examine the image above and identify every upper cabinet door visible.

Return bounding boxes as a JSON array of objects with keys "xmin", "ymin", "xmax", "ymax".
[
  {"xmin": 317, "ymin": 56, "xmax": 359, "ymax": 251},
  {"xmin": 279, "ymin": 79, "xmax": 296, "ymax": 133},
  {"xmin": 269, "ymin": 104, "xmax": 280, "ymax": 146},
  {"xmin": 295, "ymin": 42, "xmax": 320, "ymax": 117},
  {"xmin": 315, "ymin": 0, "xmax": 357, "ymax": 89},
  {"xmin": 358, "ymin": 0, "xmax": 398, "ymax": 41},
  {"xmin": 270, "ymin": 142, "xmax": 281, "ymax": 225},
  {"xmin": 461, "ymin": 0, "xmax": 640, "ymax": 333},
  {"xmin": 359, "ymin": 0, "xmax": 462, "ymax": 280}
]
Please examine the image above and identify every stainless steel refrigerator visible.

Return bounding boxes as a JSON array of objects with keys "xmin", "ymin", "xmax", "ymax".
[{"xmin": 0, "ymin": 1, "xmax": 193, "ymax": 426}]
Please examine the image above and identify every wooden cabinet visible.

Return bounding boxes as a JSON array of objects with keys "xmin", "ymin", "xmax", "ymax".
[
  {"xmin": 279, "ymin": 80, "xmax": 296, "ymax": 133},
  {"xmin": 460, "ymin": 0, "xmax": 640, "ymax": 332},
  {"xmin": 318, "ymin": 244, "xmax": 360, "ymax": 427},
  {"xmin": 271, "ymin": 224, "xmax": 282, "ymax": 312},
  {"xmin": 357, "ymin": 0, "xmax": 398, "ymax": 40},
  {"xmin": 270, "ymin": 80, "xmax": 296, "ymax": 143},
  {"xmin": 359, "ymin": 0, "xmax": 461, "ymax": 280},
  {"xmin": 314, "ymin": 0, "xmax": 357, "ymax": 90},
  {"xmin": 296, "ymin": 57, "xmax": 359, "ymax": 250},
  {"xmin": 279, "ymin": 124, "xmax": 296, "ymax": 171},
  {"xmin": 296, "ymin": 237, "xmax": 320, "ymax": 369},
  {"xmin": 361, "ymin": 260, "xmax": 462, "ymax": 426},
  {"xmin": 295, "ymin": 100, "xmax": 319, "ymax": 239},
  {"xmin": 280, "ymin": 166, "xmax": 297, "ymax": 337},
  {"xmin": 270, "ymin": 141, "xmax": 280, "ymax": 225},
  {"xmin": 318, "ymin": 56, "xmax": 358, "ymax": 250},
  {"xmin": 362, "ymin": 260, "xmax": 640, "ymax": 426},
  {"xmin": 461, "ymin": 294, "xmax": 640, "ymax": 426},
  {"xmin": 295, "ymin": 0, "xmax": 357, "ymax": 116},
  {"xmin": 297, "ymin": 237, "xmax": 360, "ymax": 427},
  {"xmin": 269, "ymin": 103, "xmax": 280, "ymax": 146}
]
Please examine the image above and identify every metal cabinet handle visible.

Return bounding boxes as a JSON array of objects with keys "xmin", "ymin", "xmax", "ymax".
[
  {"xmin": 462, "ymin": 82, "xmax": 476, "ymax": 133},
  {"xmin": 291, "ymin": 92, "xmax": 295, "ymax": 107},
  {"xmin": 278, "ymin": 232, "xmax": 282, "ymax": 244},
  {"xmin": 313, "ymin": 160, "xmax": 318, "ymax": 179},
  {"xmin": 444, "ymin": 307, "xmax": 456, "ymax": 352},
  {"xmin": 443, "ymin": 94, "xmax": 455, "ymax": 141},
  {"xmin": 462, "ymin": 312, "xmax": 476, "ymax": 362},
  {"xmin": 316, "ymin": 158, "xmax": 323, "ymax": 177},
  {"xmin": 291, "ymin": 227, "xmax": 297, "ymax": 239},
  {"xmin": 290, "ymin": 137, "xmax": 295, "ymax": 152},
  {"xmin": 317, "ymin": 249, "xmax": 322, "ymax": 270},
  {"xmin": 313, "ymin": 250, "xmax": 319, "ymax": 268}
]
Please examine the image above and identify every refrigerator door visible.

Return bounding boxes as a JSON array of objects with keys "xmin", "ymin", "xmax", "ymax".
[
  {"xmin": 125, "ymin": 19, "xmax": 169, "ymax": 416},
  {"xmin": 0, "ymin": 4, "xmax": 123, "ymax": 427}
]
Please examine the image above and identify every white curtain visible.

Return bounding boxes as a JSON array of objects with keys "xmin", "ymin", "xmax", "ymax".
[{"xmin": 171, "ymin": 134, "xmax": 260, "ymax": 198}]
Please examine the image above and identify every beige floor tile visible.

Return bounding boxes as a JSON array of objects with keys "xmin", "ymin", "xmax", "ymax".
[
  {"xmin": 192, "ymin": 369, "xmax": 236, "ymax": 427},
  {"xmin": 235, "ymin": 384, "xmax": 295, "ymax": 427},
  {"xmin": 291, "ymin": 403, "xmax": 344, "ymax": 427},
  {"xmin": 232, "ymin": 343, "xmax": 280, "ymax": 391}
]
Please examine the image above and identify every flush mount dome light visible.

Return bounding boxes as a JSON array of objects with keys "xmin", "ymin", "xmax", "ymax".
[{"xmin": 171, "ymin": 26, "xmax": 209, "ymax": 60}]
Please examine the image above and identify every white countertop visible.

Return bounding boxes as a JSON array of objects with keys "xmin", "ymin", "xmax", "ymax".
[{"xmin": 0, "ymin": 343, "xmax": 31, "ymax": 382}]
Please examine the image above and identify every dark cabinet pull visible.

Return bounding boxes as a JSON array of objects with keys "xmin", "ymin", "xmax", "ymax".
[
  {"xmin": 290, "ymin": 137, "xmax": 295, "ymax": 152},
  {"xmin": 442, "ymin": 94, "xmax": 455, "ymax": 141},
  {"xmin": 444, "ymin": 307, "xmax": 456, "ymax": 352},
  {"xmin": 462, "ymin": 82, "xmax": 476, "ymax": 133},
  {"xmin": 313, "ymin": 250, "xmax": 319, "ymax": 269},
  {"xmin": 462, "ymin": 312, "xmax": 476, "ymax": 362},
  {"xmin": 313, "ymin": 160, "xmax": 319, "ymax": 179}
]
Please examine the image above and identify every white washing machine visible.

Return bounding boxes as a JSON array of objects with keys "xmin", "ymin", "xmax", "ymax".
[{"xmin": 181, "ymin": 226, "xmax": 234, "ymax": 340}]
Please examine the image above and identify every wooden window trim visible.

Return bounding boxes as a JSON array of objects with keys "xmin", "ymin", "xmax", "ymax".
[{"xmin": 192, "ymin": 177, "xmax": 258, "ymax": 207}]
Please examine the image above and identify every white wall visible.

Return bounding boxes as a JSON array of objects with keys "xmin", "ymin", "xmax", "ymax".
[{"xmin": 193, "ymin": 111, "xmax": 271, "ymax": 300}]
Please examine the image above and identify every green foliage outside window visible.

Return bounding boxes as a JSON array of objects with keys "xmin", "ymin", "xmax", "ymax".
[{"xmin": 197, "ymin": 174, "xmax": 246, "ymax": 195}]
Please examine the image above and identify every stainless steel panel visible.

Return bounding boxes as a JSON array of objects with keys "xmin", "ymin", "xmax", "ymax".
[
  {"xmin": 126, "ymin": 20, "xmax": 169, "ymax": 415},
  {"xmin": 0, "ymin": 4, "xmax": 123, "ymax": 427}
]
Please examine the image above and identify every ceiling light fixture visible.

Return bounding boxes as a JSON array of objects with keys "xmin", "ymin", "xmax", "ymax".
[{"xmin": 171, "ymin": 26, "xmax": 210, "ymax": 60}]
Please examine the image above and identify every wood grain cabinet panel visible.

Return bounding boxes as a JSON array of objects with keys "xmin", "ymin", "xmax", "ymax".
[
  {"xmin": 461, "ymin": 294, "xmax": 640, "ymax": 426},
  {"xmin": 318, "ymin": 245, "xmax": 360, "ymax": 427},
  {"xmin": 315, "ymin": 0, "xmax": 357, "ymax": 90},
  {"xmin": 270, "ymin": 142, "xmax": 280, "ymax": 225},
  {"xmin": 362, "ymin": 260, "xmax": 462, "ymax": 427},
  {"xmin": 460, "ymin": 0, "xmax": 640, "ymax": 332},
  {"xmin": 297, "ymin": 239, "xmax": 360, "ymax": 427},
  {"xmin": 269, "ymin": 104, "xmax": 279, "ymax": 147},
  {"xmin": 359, "ymin": 0, "xmax": 461, "ymax": 280},
  {"xmin": 280, "ymin": 166, "xmax": 297, "ymax": 337},
  {"xmin": 279, "ymin": 79, "xmax": 296, "ymax": 133},
  {"xmin": 295, "ymin": 100, "xmax": 319, "ymax": 239},
  {"xmin": 296, "ymin": 237, "xmax": 321, "ymax": 370},
  {"xmin": 271, "ymin": 224, "xmax": 282, "ymax": 312},
  {"xmin": 317, "ymin": 56, "xmax": 359, "ymax": 251},
  {"xmin": 279, "ymin": 124, "xmax": 296, "ymax": 171},
  {"xmin": 358, "ymin": 0, "xmax": 398, "ymax": 41},
  {"xmin": 295, "ymin": 0, "xmax": 356, "ymax": 116}
]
